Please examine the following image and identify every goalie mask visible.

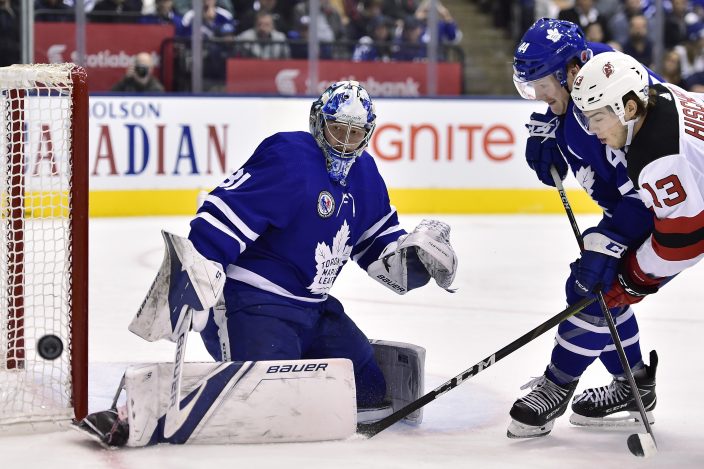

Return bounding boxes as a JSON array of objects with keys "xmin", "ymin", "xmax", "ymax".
[
  {"xmin": 571, "ymin": 52, "xmax": 649, "ymax": 138},
  {"xmin": 310, "ymin": 81, "xmax": 377, "ymax": 185}
]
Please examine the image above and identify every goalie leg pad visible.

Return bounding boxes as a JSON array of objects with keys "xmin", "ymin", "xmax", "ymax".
[
  {"xmin": 370, "ymin": 339, "xmax": 426, "ymax": 424},
  {"xmin": 123, "ymin": 358, "xmax": 356, "ymax": 446},
  {"xmin": 128, "ymin": 230, "xmax": 225, "ymax": 343}
]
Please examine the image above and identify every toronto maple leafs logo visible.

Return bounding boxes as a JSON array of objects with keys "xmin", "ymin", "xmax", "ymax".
[
  {"xmin": 546, "ymin": 28, "xmax": 562, "ymax": 42},
  {"xmin": 575, "ymin": 166, "xmax": 596, "ymax": 197},
  {"xmin": 307, "ymin": 220, "xmax": 353, "ymax": 295}
]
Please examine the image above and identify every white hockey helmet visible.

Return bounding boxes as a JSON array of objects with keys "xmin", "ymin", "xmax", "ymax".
[
  {"xmin": 571, "ymin": 51, "xmax": 649, "ymax": 132},
  {"xmin": 309, "ymin": 81, "xmax": 376, "ymax": 184}
]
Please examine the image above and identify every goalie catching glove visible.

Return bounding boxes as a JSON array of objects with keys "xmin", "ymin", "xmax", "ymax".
[
  {"xmin": 368, "ymin": 219, "xmax": 457, "ymax": 294},
  {"xmin": 128, "ymin": 230, "xmax": 225, "ymax": 342}
]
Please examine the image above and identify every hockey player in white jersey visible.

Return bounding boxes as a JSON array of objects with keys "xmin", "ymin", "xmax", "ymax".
[
  {"xmin": 571, "ymin": 52, "xmax": 703, "ymax": 306},
  {"xmin": 76, "ymin": 80, "xmax": 458, "ymax": 447}
]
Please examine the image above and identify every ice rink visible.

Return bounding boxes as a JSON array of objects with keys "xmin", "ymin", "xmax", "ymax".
[{"xmin": 3, "ymin": 213, "xmax": 704, "ymax": 468}]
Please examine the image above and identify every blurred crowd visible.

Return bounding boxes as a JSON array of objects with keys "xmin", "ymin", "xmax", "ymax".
[
  {"xmin": 0, "ymin": 0, "xmax": 464, "ymax": 67},
  {"xmin": 484, "ymin": 0, "xmax": 704, "ymax": 93}
]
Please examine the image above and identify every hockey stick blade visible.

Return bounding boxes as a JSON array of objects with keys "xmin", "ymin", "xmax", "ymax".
[
  {"xmin": 357, "ymin": 296, "xmax": 597, "ymax": 438},
  {"xmin": 627, "ymin": 433, "xmax": 657, "ymax": 458}
]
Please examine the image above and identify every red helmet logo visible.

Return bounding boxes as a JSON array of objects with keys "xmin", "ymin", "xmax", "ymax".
[
  {"xmin": 603, "ymin": 62, "xmax": 614, "ymax": 78},
  {"xmin": 574, "ymin": 75, "xmax": 583, "ymax": 87}
]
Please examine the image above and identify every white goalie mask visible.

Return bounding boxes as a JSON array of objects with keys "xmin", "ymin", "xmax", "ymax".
[
  {"xmin": 309, "ymin": 81, "xmax": 377, "ymax": 185},
  {"xmin": 571, "ymin": 51, "xmax": 649, "ymax": 135}
]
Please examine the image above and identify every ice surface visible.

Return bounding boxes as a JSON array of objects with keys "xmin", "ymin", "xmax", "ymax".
[{"xmin": 2, "ymin": 214, "xmax": 702, "ymax": 468}]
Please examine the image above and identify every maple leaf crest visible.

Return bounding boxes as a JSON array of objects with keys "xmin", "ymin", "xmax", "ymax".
[
  {"xmin": 307, "ymin": 220, "xmax": 353, "ymax": 295},
  {"xmin": 546, "ymin": 28, "xmax": 562, "ymax": 43},
  {"xmin": 575, "ymin": 166, "xmax": 596, "ymax": 197}
]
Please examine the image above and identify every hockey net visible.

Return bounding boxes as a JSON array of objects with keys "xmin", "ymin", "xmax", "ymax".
[{"xmin": 0, "ymin": 63, "xmax": 88, "ymax": 431}]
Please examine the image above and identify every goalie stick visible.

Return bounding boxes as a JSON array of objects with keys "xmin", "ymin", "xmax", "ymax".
[
  {"xmin": 550, "ymin": 165, "xmax": 657, "ymax": 458},
  {"xmin": 357, "ymin": 295, "xmax": 597, "ymax": 437}
]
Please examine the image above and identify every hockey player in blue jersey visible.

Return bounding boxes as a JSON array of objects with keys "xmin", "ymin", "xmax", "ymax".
[
  {"xmin": 77, "ymin": 80, "xmax": 458, "ymax": 447},
  {"xmin": 507, "ymin": 18, "xmax": 659, "ymax": 438}
]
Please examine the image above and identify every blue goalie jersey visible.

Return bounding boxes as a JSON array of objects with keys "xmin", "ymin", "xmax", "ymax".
[{"xmin": 188, "ymin": 131, "xmax": 405, "ymax": 304}]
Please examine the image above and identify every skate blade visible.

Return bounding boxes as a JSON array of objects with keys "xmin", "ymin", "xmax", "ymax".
[
  {"xmin": 70, "ymin": 420, "xmax": 118, "ymax": 450},
  {"xmin": 506, "ymin": 419, "xmax": 555, "ymax": 438},
  {"xmin": 569, "ymin": 411, "xmax": 654, "ymax": 428}
]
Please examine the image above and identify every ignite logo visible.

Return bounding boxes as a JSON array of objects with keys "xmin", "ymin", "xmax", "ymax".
[{"xmin": 603, "ymin": 62, "xmax": 615, "ymax": 78}]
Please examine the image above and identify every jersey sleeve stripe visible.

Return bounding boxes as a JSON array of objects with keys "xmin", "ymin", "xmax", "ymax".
[
  {"xmin": 654, "ymin": 210, "xmax": 704, "ymax": 234},
  {"xmin": 351, "ymin": 225, "xmax": 404, "ymax": 262},
  {"xmin": 356, "ymin": 206, "xmax": 398, "ymax": 245},
  {"xmin": 650, "ymin": 234, "xmax": 704, "ymax": 261},
  {"xmin": 195, "ymin": 212, "xmax": 247, "ymax": 253},
  {"xmin": 204, "ymin": 194, "xmax": 258, "ymax": 241}
]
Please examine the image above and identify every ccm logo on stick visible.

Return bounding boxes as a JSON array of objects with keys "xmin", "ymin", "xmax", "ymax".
[{"xmin": 267, "ymin": 363, "xmax": 329, "ymax": 373}]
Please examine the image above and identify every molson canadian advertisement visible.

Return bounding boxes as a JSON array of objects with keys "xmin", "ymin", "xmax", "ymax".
[{"xmin": 78, "ymin": 96, "xmax": 599, "ymax": 216}]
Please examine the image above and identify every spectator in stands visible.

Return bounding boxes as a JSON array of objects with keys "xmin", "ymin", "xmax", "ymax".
[
  {"xmin": 0, "ymin": 0, "xmax": 19, "ymax": 67},
  {"xmin": 607, "ymin": 0, "xmax": 644, "ymax": 46},
  {"xmin": 414, "ymin": 0, "xmax": 462, "ymax": 46},
  {"xmin": 662, "ymin": 49, "xmax": 688, "ymax": 90},
  {"xmin": 179, "ymin": 0, "xmax": 237, "ymax": 86},
  {"xmin": 174, "ymin": 0, "xmax": 234, "ymax": 17},
  {"xmin": 584, "ymin": 21, "xmax": 605, "ymax": 43},
  {"xmin": 236, "ymin": 0, "xmax": 291, "ymax": 35},
  {"xmin": 665, "ymin": 0, "xmax": 694, "ymax": 49},
  {"xmin": 392, "ymin": 15, "xmax": 426, "ymax": 61},
  {"xmin": 34, "ymin": 0, "xmax": 74, "ymax": 22},
  {"xmin": 558, "ymin": 0, "xmax": 611, "ymax": 42},
  {"xmin": 382, "ymin": 0, "xmax": 419, "ymax": 21},
  {"xmin": 179, "ymin": 0, "xmax": 236, "ymax": 38},
  {"xmin": 90, "ymin": 0, "xmax": 143, "ymax": 23},
  {"xmin": 620, "ymin": 14, "xmax": 654, "ymax": 68},
  {"xmin": 294, "ymin": 0, "xmax": 346, "ymax": 43},
  {"xmin": 139, "ymin": 0, "xmax": 181, "ymax": 26},
  {"xmin": 352, "ymin": 14, "xmax": 393, "ymax": 61},
  {"xmin": 674, "ymin": 21, "xmax": 704, "ymax": 80},
  {"xmin": 287, "ymin": 14, "xmax": 313, "ymax": 59},
  {"xmin": 111, "ymin": 52, "xmax": 165, "ymax": 92},
  {"xmin": 236, "ymin": 10, "xmax": 290, "ymax": 59}
]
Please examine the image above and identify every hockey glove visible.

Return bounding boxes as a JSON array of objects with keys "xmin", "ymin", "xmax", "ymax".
[
  {"xmin": 525, "ymin": 112, "xmax": 568, "ymax": 187},
  {"xmin": 603, "ymin": 251, "xmax": 663, "ymax": 308},
  {"xmin": 399, "ymin": 219, "xmax": 458, "ymax": 291},
  {"xmin": 571, "ymin": 227, "xmax": 628, "ymax": 296}
]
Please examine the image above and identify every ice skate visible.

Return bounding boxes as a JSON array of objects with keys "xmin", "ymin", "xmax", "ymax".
[
  {"xmin": 507, "ymin": 374, "xmax": 578, "ymax": 438},
  {"xmin": 73, "ymin": 409, "xmax": 129, "ymax": 448},
  {"xmin": 570, "ymin": 350, "xmax": 657, "ymax": 427}
]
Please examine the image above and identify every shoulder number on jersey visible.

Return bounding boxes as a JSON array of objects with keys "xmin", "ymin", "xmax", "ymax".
[
  {"xmin": 219, "ymin": 169, "xmax": 251, "ymax": 191},
  {"xmin": 642, "ymin": 174, "xmax": 687, "ymax": 208}
]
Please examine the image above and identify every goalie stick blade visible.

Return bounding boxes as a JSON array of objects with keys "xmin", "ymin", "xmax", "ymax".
[{"xmin": 627, "ymin": 433, "xmax": 657, "ymax": 458}]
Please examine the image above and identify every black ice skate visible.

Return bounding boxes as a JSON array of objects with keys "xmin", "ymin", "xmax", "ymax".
[
  {"xmin": 570, "ymin": 350, "xmax": 658, "ymax": 427},
  {"xmin": 73, "ymin": 409, "xmax": 129, "ymax": 448},
  {"xmin": 507, "ymin": 374, "xmax": 578, "ymax": 438}
]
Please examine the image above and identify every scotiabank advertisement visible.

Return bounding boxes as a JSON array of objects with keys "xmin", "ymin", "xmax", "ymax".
[
  {"xmin": 226, "ymin": 59, "xmax": 462, "ymax": 96},
  {"xmin": 34, "ymin": 23, "xmax": 174, "ymax": 92},
  {"xmin": 86, "ymin": 96, "xmax": 549, "ymax": 191}
]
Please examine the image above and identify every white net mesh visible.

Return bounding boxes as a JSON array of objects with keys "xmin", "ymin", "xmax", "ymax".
[{"xmin": 0, "ymin": 63, "xmax": 76, "ymax": 428}]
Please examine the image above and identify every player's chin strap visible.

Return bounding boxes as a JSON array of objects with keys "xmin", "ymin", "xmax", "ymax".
[
  {"xmin": 624, "ymin": 117, "xmax": 640, "ymax": 150},
  {"xmin": 368, "ymin": 219, "xmax": 458, "ymax": 294}
]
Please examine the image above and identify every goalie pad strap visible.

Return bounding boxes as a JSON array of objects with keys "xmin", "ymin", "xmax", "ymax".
[{"xmin": 124, "ymin": 359, "xmax": 356, "ymax": 446}]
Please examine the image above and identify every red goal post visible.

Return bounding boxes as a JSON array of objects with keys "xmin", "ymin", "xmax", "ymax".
[{"xmin": 0, "ymin": 63, "xmax": 88, "ymax": 430}]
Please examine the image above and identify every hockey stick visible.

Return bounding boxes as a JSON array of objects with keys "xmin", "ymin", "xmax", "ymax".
[
  {"xmin": 357, "ymin": 295, "xmax": 597, "ymax": 438},
  {"xmin": 550, "ymin": 166, "xmax": 657, "ymax": 458}
]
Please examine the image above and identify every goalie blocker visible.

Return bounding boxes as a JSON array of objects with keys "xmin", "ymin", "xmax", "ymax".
[{"xmin": 75, "ymin": 341, "xmax": 424, "ymax": 447}]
